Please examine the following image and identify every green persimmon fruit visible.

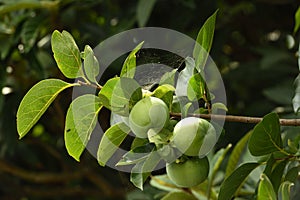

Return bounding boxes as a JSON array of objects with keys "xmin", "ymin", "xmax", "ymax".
[
  {"xmin": 172, "ymin": 117, "xmax": 216, "ymax": 157},
  {"xmin": 129, "ymin": 96, "xmax": 169, "ymax": 138},
  {"xmin": 166, "ymin": 156, "xmax": 209, "ymax": 187}
]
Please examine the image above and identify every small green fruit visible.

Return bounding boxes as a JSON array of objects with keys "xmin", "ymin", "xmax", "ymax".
[
  {"xmin": 172, "ymin": 117, "xmax": 216, "ymax": 157},
  {"xmin": 166, "ymin": 156, "xmax": 209, "ymax": 187},
  {"xmin": 129, "ymin": 96, "xmax": 169, "ymax": 138}
]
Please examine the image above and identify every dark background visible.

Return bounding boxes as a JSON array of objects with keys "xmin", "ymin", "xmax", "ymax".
[{"xmin": 0, "ymin": 0, "xmax": 299, "ymax": 199}]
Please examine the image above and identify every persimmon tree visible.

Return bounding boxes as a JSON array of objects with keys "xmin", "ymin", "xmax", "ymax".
[{"xmin": 16, "ymin": 9, "xmax": 300, "ymax": 200}]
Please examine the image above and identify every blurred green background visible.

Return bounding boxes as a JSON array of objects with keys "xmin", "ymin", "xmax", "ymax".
[{"xmin": 0, "ymin": 0, "xmax": 299, "ymax": 199}]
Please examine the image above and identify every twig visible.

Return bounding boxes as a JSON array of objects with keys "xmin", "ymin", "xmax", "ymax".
[{"xmin": 170, "ymin": 112, "xmax": 300, "ymax": 126}]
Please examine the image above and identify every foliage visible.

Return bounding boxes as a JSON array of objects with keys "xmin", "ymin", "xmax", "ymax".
[
  {"xmin": 15, "ymin": 7, "xmax": 300, "ymax": 200},
  {"xmin": 1, "ymin": 0, "xmax": 300, "ymax": 199}
]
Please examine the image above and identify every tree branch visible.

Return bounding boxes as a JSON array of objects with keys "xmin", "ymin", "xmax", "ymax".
[
  {"xmin": 170, "ymin": 112, "xmax": 300, "ymax": 126},
  {"xmin": 0, "ymin": 159, "xmax": 124, "ymax": 198},
  {"xmin": 0, "ymin": 159, "xmax": 82, "ymax": 183}
]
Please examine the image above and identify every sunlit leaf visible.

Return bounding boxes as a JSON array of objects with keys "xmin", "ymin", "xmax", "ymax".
[
  {"xmin": 130, "ymin": 149, "xmax": 161, "ymax": 190},
  {"xmin": 248, "ymin": 113, "xmax": 283, "ymax": 156},
  {"xmin": 117, "ymin": 143, "xmax": 155, "ymax": 166},
  {"xmin": 257, "ymin": 174, "xmax": 276, "ymax": 200},
  {"xmin": 175, "ymin": 57, "xmax": 195, "ymax": 97},
  {"xmin": 193, "ymin": 10, "xmax": 218, "ymax": 71},
  {"xmin": 98, "ymin": 77, "xmax": 119, "ymax": 109},
  {"xmin": 120, "ymin": 41, "xmax": 144, "ymax": 78},
  {"xmin": 97, "ymin": 122, "xmax": 130, "ymax": 166},
  {"xmin": 17, "ymin": 79, "xmax": 78, "ymax": 139},
  {"xmin": 136, "ymin": 0, "xmax": 157, "ymax": 27},
  {"xmin": 131, "ymin": 138, "xmax": 149, "ymax": 150},
  {"xmin": 51, "ymin": 30, "xmax": 83, "ymax": 78},
  {"xmin": 65, "ymin": 94, "xmax": 102, "ymax": 161},
  {"xmin": 98, "ymin": 77, "xmax": 142, "ymax": 116},
  {"xmin": 153, "ymin": 84, "xmax": 175, "ymax": 108},
  {"xmin": 187, "ymin": 72, "xmax": 209, "ymax": 101},
  {"xmin": 218, "ymin": 162, "xmax": 260, "ymax": 200},
  {"xmin": 111, "ymin": 77, "xmax": 143, "ymax": 116},
  {"xmin": 83, "ymin": 45, "xmax": 100, "ymax": 84}
]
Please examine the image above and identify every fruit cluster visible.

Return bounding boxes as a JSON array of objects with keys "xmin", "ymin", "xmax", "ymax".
[{"xmin": 128, "ymin": 96, "xmax": 216, "ymax": 187}]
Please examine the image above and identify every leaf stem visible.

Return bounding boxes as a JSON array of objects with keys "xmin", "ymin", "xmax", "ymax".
[
  {"xmin": 170, "ymin": 112, "xmax": 300, "ymax": 126},
  {"xmin": 77, "ymin": 80, "xmax": 102, "ymax": 90}
]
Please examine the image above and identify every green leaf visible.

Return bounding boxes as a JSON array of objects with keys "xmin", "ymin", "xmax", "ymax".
[
  {"xmin": 150, "ymin": 175, "xmax": 180, "ymax": 192},
  {"xmin": 284, "ymin": 166, "xmax": 299, "ymax": 183},
  {"xmin": 269, "ymin": 160, "xmax": 288, "ymax": 192},
  {"xmin": 130, "ymin": 150, "xmax": 161, "ymax": 190},
  {"xmin": 130, "ymin": 171, "xmax": 150, "ymax": 191},
  {"xmin": 248, "ymin": 113, "xmax": 283, "ymax": 156},
  {"xmin": 83, "ymin": 45, "xmax": 100, "ymax": 84},
  {"xmin": 218, "ymin": 162, "xmax": 260, "ymax": 200},
  {"xmin": 97, "ymin": 122, "xmax": 130, "ymax": 166},
  {"xmin": 187, "ymin": 72, "xmax": 210, "ymax": 101},
  {"xmin": 292, "ymin": 74, "xmax": 300, "ymax": 112},
  {"xmin": 159, "ymin": 69, "xmax": 177, "ymax": 86},
  {"xmin": 210, "ymin": 144, "xmax": 232, "ymax": 178},
  {"xmin": 263, "ymin": 84, "xmax": 293, "ymax": 105},
  {"xmin": 98, "ymin": 77, "xmax": 119, "ymax": 109},
  {"xmin": 263, "ymin": 154, "xmax": 276, "ymax": 178},
  {"xmin": 208, "ymin": 144, "xmax": 231, "ymax": 198},
  {"xmin": 131, "ymin": 138, "xmax": 149, "ymax": 149},
  {"xmin": 162, "ymin": 191, "xmax": 197, "ymax": 200},
  {"xmin": 175, "ymin": 57, "xmax": 195, "ymax": 97},
  {"xmin": 111, "ymin": 77, "xmax": 143, "ymax": 116},
  {"xmin": 20, "ymin": 15, "xmax": 43, "ymax": 53},
  {"xmin": 117, "ymin": 143, "xmax": 155, "ymax": 166},
  {"xmin": 17, "ymin": 79, "xmax": 77, "ymax": 139},
  {"xmin": 182, "ymin": 102, "xmax": 193, "ymax": 118},
  {"xmin": 298, "ymin": 42, "xmax": 300, "ymax": 71},
  {"xmin": 98, "ymin": 77, "xmax": 142, "ymax": 116},
  {"xmin": 65, "ymin": 94, "xmax": 102, "ymax": 161},
  {"xmin": 120, "ymin": 41, "xmax": 144, "ymax": 78},
  {"xmin": 148, "ymin": 128, "xmax": 172, "ymax": 145},
  {"xmin": 152, "ymin": 84, "xmax": 175, "ymax": 109},
  {"xmin": 136, "ymin": 0, "xmax": 157, "ymax": 27},
  {"xmin": 257, "ymin": 174, "xmax": 277, "ymax": 200},
  {"xmin": 225, "ymin": 131, "xmax": 252, "ymax": 178},
  {"xmin": 294, "ymin": 6, "xmax": 300, "ymax": 34},
  {"xmin": 212, "ymin": 102, "xmax": 228, "ymax": 112},
  {"xmin": 193, "ymin": 10, "xmax": 218, "ymax": 71},
  {"xmin": 51, "ymin": 30, "xmax": 82, "ymax": 79},
  {"xmin": 278, "ymin": 181, "xmax": 294, "ymax": 200}
]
